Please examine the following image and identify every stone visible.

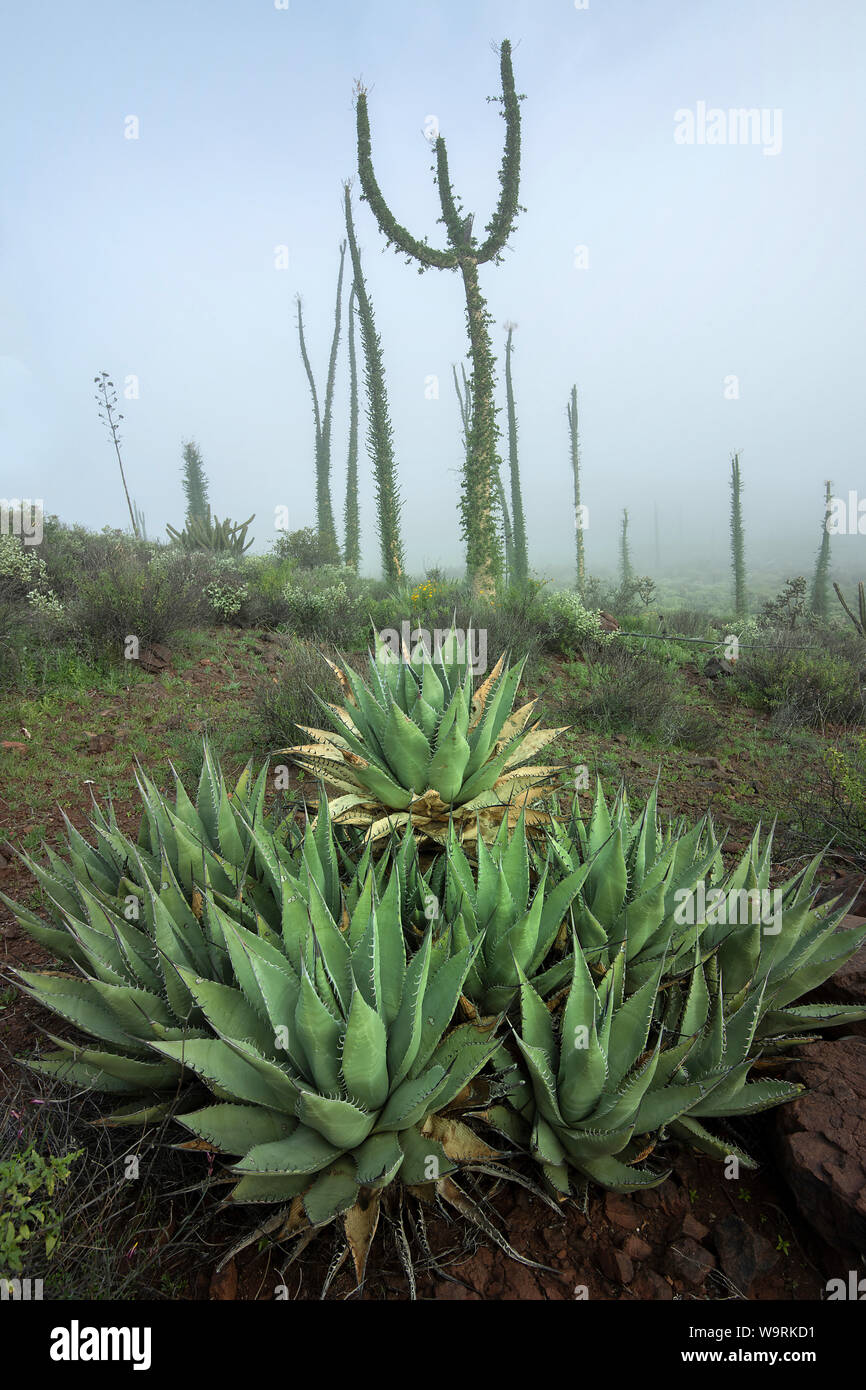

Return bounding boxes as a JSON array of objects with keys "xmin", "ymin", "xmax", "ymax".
[
  {"xmin": 138, "ymin": 643, "xmax": 172, "ymax": 674},
  {"xmin": 776, "ymin": 1037, "xmax": 866, "ymax": 1258},
  {"xmin": 712, "ymin": 1214, "xmax": 779, "ymax": 1294},
  {"xmin": 682, "ymin": 1213, "xmax": 710, "ymax": 1241},
  {"xmin": 665, "ymin": 1237, "xmax": 716, "ymax": 1287},
  {"xmin": 604, "ymin": 1191, "xmax": 642, "ymax": 1230},
  {"xmin": 598, "ymin": 1248, "xmax": 634, "ymax": 1286},
  {"xmin": 704, "ymin": 657, "xmax": 735, "ymax": 679},
  {"xmin": 622, "ymin": 1234, "xmax": 653, "ymax": 1261}
]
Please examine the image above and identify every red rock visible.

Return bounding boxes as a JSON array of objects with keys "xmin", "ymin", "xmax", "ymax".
[
  {"xmin": 622, "ymin": 1234, "xmax": 653, "ymax": 1261},
  {"xmin": 682, "ymin": 1213, "xmax": 710, "ymax": 1241},
  {"xmin": 712, "ymin": 1214, "xmax": 779, "ymax": 1295},
  {"xmin": 599, "ymin": 1248, "xmax": 634, "ymax": 1286},
  {"xmin": 665, "ymin": 1237, "xmax": 716, "ymax": 1286},
  {"xmin": 776, "ymin": 1037, "xmax": 866, "ymax": 1258},
  {"xmin": 604, "ymin": 1191, "xmax": 642, "ymax": 1230}
]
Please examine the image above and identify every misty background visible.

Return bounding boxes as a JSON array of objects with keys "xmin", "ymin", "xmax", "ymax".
[{"xmin": 2, "ymin": 0, "xmax": 865, "ymax": 582}]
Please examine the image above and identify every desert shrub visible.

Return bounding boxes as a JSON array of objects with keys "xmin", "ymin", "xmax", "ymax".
[
  {"xmin": 731, "ymin": 628, "xmax": 865, "ymax": 729},
  {"xmin": 271, "ymin": 526, "xmax": 332, "ymax": 569},
  {"xmin": 70, "ymin": 548, "xmax": 205, "ymax": 658},
  {"xmin": 253, "ymin": 635, "xmax": 342, "ymax": 749},
  {"xmin": 543, "ymin": 589, "xmax": 612, "ymax": 655},
  {"xmin": 0, "ymin": 1140, "xmax": 83, "ymax": 1274},
  {"xmin": 281, "ymin": 566, "xmax": 371, "ymax": 646},
  {"xmin": 582, "ymin": 572, "xmax": 656, "ymax": 617},
  {"xmin": 559, "ymin": 644, "xmax": 690, "ymax": 744},
  {"xmin": 203, "ymin": 580, "xmax": 250, "ymax": 623}
]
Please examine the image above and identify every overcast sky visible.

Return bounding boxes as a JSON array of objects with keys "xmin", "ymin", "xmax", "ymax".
[{"xmin": 2, "ymin": 0, "xmax": 865, "ymax": 578}]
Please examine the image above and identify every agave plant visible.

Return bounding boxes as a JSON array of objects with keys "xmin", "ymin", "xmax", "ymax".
[
  {"xmin": 483, "ymin": 942, "xmax": 732, "ymax": 1193},
  {"xmin": 285, "ymin": 629, "xmax": 564, "ymax": 843},
  {"xmin": 537, "ymin": 781, "xmax": 731, "ymax": 990},
  {"xmin": 434, "ymin": 814, "xmax": 592, "ymax": 1012},
  {"xmin": 3, "ymin": 744, "xmax": 515, "ymax": 1285},
  {"xmin": 167, "ymin": 510, "xmax": 254, "ymax": 554}
]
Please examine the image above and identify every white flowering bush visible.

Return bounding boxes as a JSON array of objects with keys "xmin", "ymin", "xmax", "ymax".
[
  {"xmin": 282, "ymin": 568, "xmax": 369, "ymax": 644},
  {"xmin": 0, "ymin": 535, "xmax": 64, "ymax": 617},
  {"xmin": 204, "ymin": 580, "xmax": 249, "ymax": 622},
  {"xmin": 544, "ymin": 589, "xmax": 612, "ymax": 654}
]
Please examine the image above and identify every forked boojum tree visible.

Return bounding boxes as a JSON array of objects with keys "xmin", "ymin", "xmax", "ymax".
[{"xmin": 354, "ymin": 38, "xmax": 525, "ymax": 598}]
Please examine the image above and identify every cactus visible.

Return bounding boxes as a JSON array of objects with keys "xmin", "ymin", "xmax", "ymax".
[
  {"xmin": 833, "ymin": 579, "xmax": 866, "ymax": 637},
  {"xmin": 343, "ymin": 285, "xmax": 361, "ymax": 571},
  {"xmin": 453, "ymin": 362, "xmax": 513, "ymax": 581},
  {"xmin": 343, "ymin": 182, "xmax": 404, "ymax": 583},
  {"xmin": 567, "ymin": 386, "xmax": 586, "ymax": 595},
  {"xmin": 810, "ymin": 480, "xmax": 833, "ymax": 617},
  {"xmin": 503, "ymin": 323, "xmax": 528, "ymax": 585},
  {"xmin": 167, "ymin": 510, "xmax": 254, "ymax": 554},
  {"xmin": 354, "ymin": 40, "xmax": 524, "ymax": 598},
  {"xmin": 730, "ymin": 451, "xmax": 747, "ymax": 617},
  {"xmin": 295, "ymin": 244, "xmax": 346, "ymax": 565}
]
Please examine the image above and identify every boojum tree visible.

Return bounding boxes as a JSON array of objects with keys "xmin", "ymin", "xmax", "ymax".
[
  {"xmin": 180, "ymin": 440, "xmax": 211, "ymax": 528},
  {"xmin": 343, "ymin": 181, "xmax": 404, "ymax": 583},
  {"xmin": 354, "ymin": 39, "xmax": 524, "ymax": 598},
  {"xmin": 453, "ymin": 361, "xmax": 513, "ymax": 581},
  {"xmin": 619, "ymin": 508, "xmax": 633, "ymax": 587},
  {"xmin": 343, "ymin": 285, "xmax": 361, "ymax": 572},
  {"xmin": 295, "ymin": 242, "xmax": 346, "ymax": 565},
  {"xmin": 503, "ymin": 322, "xmax": 528, "ymax": 585},
  {"xmin": 567, "ymin": 385, "xmax": 586, "ymax": 594},
  {"xmin": 810, "ymin": 479, "xmax": 833, "ymax": 618},
  {"xmin": 730, "ymin": 450, "xmax": 747, "ymax": 617}
]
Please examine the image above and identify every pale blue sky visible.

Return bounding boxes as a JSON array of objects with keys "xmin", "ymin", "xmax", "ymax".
[{"xmin": 2, "ymin": 0, "xmax": 865, "ymax": 577}]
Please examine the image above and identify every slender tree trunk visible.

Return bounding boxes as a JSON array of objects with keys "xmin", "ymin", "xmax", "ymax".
[
  {"xmin": 504, "ymin": 325, "xmax": 528, "ymax": 584},
  {"xmin": 730, "ymin": 452, "xmax": 747, "ymax": 617},
  {"xmin": 460, "ymin": 256, "xmax": 501, "ymax": 599},
  {"xmin": 810, "ymin": 479, "xmax": 833, "ymax": 617},
  {"xmin": 343, "ymin": 286, "xmax": 361, "ymax": 571},
  {"xmin": 567, "ymin": 386, "xmax": 585, "ymax": 594}
]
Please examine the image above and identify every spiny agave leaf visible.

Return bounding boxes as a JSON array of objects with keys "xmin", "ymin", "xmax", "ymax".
[
  {"xmin": 295, "ymin": 1089, "xmax": 376, "ymax": 1149},
  {"xmin": 692, "ymin": 1075, "xmax": 804, "ymax": 1119},
  {"xmin": 398, "ymin": 1125, "xmax": 454, "ymax": 1185},
  {"xmin": 176, "ymin": 1103, "xmax": 295, "ymax": 1153},
  {"xmin": 352, "ymin": 1131, "xmax": 404, "ymax": 1187},
  {"xmin": 151, "ymin": 1037, "xmax": 298, "ymax": 1112},
  {"xmin": 233, "ymin": 1123, "xmax": 344, "ymax": 1175},
  {"xmin": 0, "ymin": 890, "xmax": 85, "ymax": 964},
  {"xmin": 669, "ymin": 1116, "xmax": 759, "ymax": 1169},
  {"xmin": 92, "ymin": 1099, "xmax": 175, "ymax": 1126},
  {"xmin": 26, "ymin": 1056, "xmax": 146, "ymax": 1092},
  {"xmin": 410, "ymin": 936, "xmax": 485, "ymax": 1079},
  {"xmin": 174, "ymin": 968, "xmax": 275, "ymax": 1055},
  {"xmin": 14, "ymin": 970, "xmax": 154, "ymax": 1052},
  {"xmin": 558, "ymin": 943, "xmax": 606, "ymax": 1125},
  {"xmin": 381, "ymin": 700, "xmax": 432, "ymax": 795},
  {"xmin": 573, "ymin": 1153, "xmax": 669, "ymax": 1192},
  {"xmin": 606, "ymin": 959, "xmax": 665, "ymax": 1090},
  {"xmin": 377, "ymin": 1065, "xmax": 448, "ymax": 1131},
  {"xmin": 40, "ymin": 1036, "xmax": 180, "ymax": 1089},
  {"xmin": 514, "ymin": 1035, "xmax": 564, "ymax": 1130},
  {"xmin": 341, "ymin": 985, "xmax": 389, "ymax": 1112},
  {"xmin": 294, "ymin": 965, "xmax": 343, "ymax": 1095},
  {"xmin": 427, "ymin": 719, "xmax": 471, "ymax": 803},
  {"xmin": 353, "ymin": 763, "xmax": 414, "ymax": 811},
  {"xmin": 756, "ymin": 1002, "xmax": 866, "ymax": 1039},
  {"xmin": 387, "ymin": 926, "xmax": 433, "ymax": 1088}
]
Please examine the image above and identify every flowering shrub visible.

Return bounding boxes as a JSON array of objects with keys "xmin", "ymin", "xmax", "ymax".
[
  {"xmin": 0, "ymin": 534, "xmax": 64, "ymax": 616},
  {"xmin": 543, "ymin": 589, "xmax": 612, "ymax": 654},
  {"xmin": 203, "ymin": 581, "xmax": 249, "ymax": 623}
]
